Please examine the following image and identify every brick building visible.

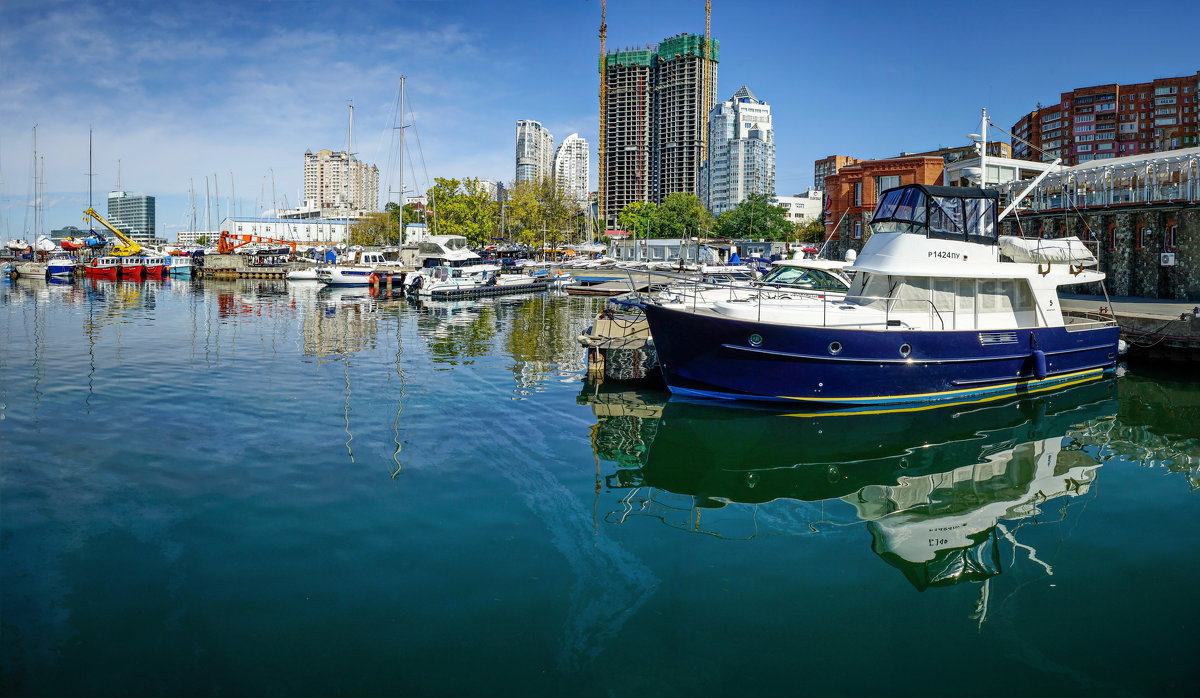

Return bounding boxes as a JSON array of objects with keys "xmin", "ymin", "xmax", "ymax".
[
  {"xmin": 813, "ymin": 155, "xmax": 861, "ymax": 195},
  {"xmin": 822, "ymin": 156, "xmax": 944, "ymax": 259},
  {"xmin": 1011, "ymin": 71, "xmax": 1200, "ymax": 165}
]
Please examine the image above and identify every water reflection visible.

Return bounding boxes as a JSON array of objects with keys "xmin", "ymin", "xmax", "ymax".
[{"xmin": 581, "ymin": 378, "xmax": 1199, "ymax": 622}]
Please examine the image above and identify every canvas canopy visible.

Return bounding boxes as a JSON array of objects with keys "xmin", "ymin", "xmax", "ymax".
[{"xmin": 871, "ymin": 184, "xmax": 999, "ymax": 245}]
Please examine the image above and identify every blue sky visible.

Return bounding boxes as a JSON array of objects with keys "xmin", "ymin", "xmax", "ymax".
[{"xmin": 2, "ymin": 0, "xmax": 1197, "ymax": 239}]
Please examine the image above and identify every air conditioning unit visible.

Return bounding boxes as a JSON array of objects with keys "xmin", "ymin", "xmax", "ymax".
[{"xmin": 1160, "ymin": 252, "xmax": 1176, "ymax": 266}]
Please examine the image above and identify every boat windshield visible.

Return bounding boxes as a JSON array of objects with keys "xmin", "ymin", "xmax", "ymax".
[
  {"xmin": 871, "ymin": 184, "xmax": 999, "ymax": 244},
  {"xmin": 759, "ymin": 265, "xmax": 848, "ymax": 292}
]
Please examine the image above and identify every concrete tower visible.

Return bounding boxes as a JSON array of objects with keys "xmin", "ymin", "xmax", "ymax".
[
  {"xmin": 554, "ymin": 133, "xmax": 590, "ymax": 207},
  {"xmin": 515, "ymin": 120, "xmax": 554, "ymax": 183}
]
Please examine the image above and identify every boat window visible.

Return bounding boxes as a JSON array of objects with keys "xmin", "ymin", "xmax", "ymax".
[
  {"xmin": 761, "ymin": 266, "xmax": 848, "ymax": 291},
  {"xmin": 964, "ymin": 198, "xmax": 997, "ymax": 243},
  {"xmin": 445, "ymin": 237, "xmax": 467, "ymax": 250},
  {"xmin": 928, "ymin": 196, "xmax": 964, "ymax": 239}
]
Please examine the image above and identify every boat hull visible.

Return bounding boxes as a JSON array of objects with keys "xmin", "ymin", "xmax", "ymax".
[
  {"xmin": 85, "ymin": 261, "xmax": 119, "ymax": 278},
  {"xmin": 641, "ymin": 303, "xmax": 1121, "ymax": 406}
]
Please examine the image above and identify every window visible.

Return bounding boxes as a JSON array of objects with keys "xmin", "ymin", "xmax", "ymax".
[
  {"xmin": 853, "ymin": 220, "xmax": 862, "ymax": 239},
  {"xmin": 853, "ymin": 182, "xmax": 862, "ymax": 206},
  {"xmin": 1166, "ymin": 222, "xmax": 1177, "ymax": 250},
  {"xmin": 1107, "ymin": 223, "xmax": 1116, "ymax": 251},
  {"xmin": 875, "ymin": 175, "xmax": 900, "ymax": 201},
  {"xmin": 1074, "ymin": 114, "xmax": 1095, "ymax": 123},
  {"xmin": 1138, "ymin": 227, "xmax": 1151, "ymax": 250}
]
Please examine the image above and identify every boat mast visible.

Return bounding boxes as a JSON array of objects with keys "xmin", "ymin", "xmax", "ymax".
[
  {"xmin": 980, "ymin": 108, "xmax": 988, "ymax": 190},
  {"xmin": 398, "ymin": 76, "xmax": 406, "ymax": 244}
]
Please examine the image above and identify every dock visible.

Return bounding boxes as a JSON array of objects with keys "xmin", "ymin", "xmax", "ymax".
[{"xmin": 1062, "ymin": 295, "xmax": 1200, "ymax": 363}]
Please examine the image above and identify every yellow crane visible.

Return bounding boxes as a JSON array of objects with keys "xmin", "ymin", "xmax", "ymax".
[{"xmin": 83, "ymin": 207, "xmax": 141, "ymax": 256}]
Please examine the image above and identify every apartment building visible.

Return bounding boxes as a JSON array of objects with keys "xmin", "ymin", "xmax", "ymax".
[
  {"xmin": 599, "ymin": 33, "xmax": 719, "ymax": 227},
  {"xmin": 700, "ymin": 86, "xmax": 775, "ymax": 215},
  {"xmin": 303, "ymin": 149, "xmax": 379, "ymax": 211},
  {"xmin": 1011, "ymin": 71, "xmax": 1200, "ymax": 165},
  {"xmin": 515, "ymin": 120, "xmax": 554, "ymax": 184}
]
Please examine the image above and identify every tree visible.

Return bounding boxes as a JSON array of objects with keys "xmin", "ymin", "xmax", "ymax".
[
  {"xmin": 505, "ymin": 177, "xmax": 578, "ymax": 251},
  {"xmin": 195, "ymin": 235, "xmax": 209, "ymax": 246},
  {"xmin": 794, "ymin": 217, "xmax": 826, "ymax": 245},
  {"xmin": 716, "ymin": 193, "xmax": 793, "ymax": 241},
  {"xmin": 347, "ymin": 212, "xmax": 392, "ymax": 246},
  {"xmin": 424, "ymin": 177, "xmax": 500, "ymax": 247},
  {"xmin": 616, "ymin": 201, "xmax": 658, "ymax": 240},
  {"xmin": 656, "ymin": 193, "xmax": 714, "ymax": 239}
]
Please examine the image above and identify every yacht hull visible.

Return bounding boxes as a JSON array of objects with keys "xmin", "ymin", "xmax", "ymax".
[{"xmin": 641, "ymin": 303, "xmax": 1120, "ymax": 406}]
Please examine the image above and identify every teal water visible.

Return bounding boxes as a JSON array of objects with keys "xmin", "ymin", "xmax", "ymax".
[{"xmin": 1, "ymin": 277, "xmax": 1197, "ymax": 697}]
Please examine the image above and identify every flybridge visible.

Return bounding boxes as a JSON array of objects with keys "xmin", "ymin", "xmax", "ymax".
[{"xmin": 870, "ymin": 184, "xmax": 1000, "ymax": 245}]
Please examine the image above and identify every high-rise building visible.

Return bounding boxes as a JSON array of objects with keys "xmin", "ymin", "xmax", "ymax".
[
  {"xmin": 106, "ymin": 190, "xmax": 155, "ymax": 243},
  {"xmin": 515, "ymin": 120, "xmax": 554, "ymax": 183},
  {"xmin": 303, "ymin": 149, "xmax": 379, "ymax": 211},
  {"xmin": 599, "ymin": 33, "xmax": 719, "ymax": 226},
  {"xmin": 700, "ymin": 86, "xmax": 775, "ymax": 215},
  {"xmin": 1011, "ymin": 71, "xmax": 1199, "ymax": 165},
  {"xmin": 554, "ymin": 133, "xmax": 589, "ymax": 206}
]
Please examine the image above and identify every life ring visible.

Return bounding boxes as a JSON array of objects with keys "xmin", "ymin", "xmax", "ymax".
[{"xmin": 369, "ymin": 273, "xmax": 380, "ymax": 285}]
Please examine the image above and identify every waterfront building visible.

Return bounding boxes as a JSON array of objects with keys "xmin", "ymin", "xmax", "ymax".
[
  {"xmin": 773, "ymin": 190, "xmax": 823, "ymax": 225},
  {"xmin": 218, "ymin": 216, "xmax": 353, "ymax": 245},
  {"xmin": 106, "ymin": 190, "xmax": 156, "ymax": 244},
  {"xmin": 599, "ymin": 33, "xmax": 719, "ymax": 227},
  {"xmin": 990, "ymin": 147, "xmax": 1199, "ymax": 300},
  {"xmin": 554, "ymin": 133, "xmax": 590, "ymax": 207},
  {"xmin": 515, "ymin": 120, "xmax": 554, "ymax": 184},
  {"xmin": 176, "ymin": 231, "xmax": 220, "ymax": 246},
  {"xmin": 476, "ymin": 179, "xmax": 503, "ymax": 201},
  {"xmin": 303, "ymin": 148, "xmax": 379, "ymax": 212},
  {"xmin": 813, "ymin": 156, "xmax": 861, "ymax": 195},
  {"xmin": 700, "ymin": 86, "xmax": 775, "ymax": 215},
  {"xmin": 822, "ymin": 155, "xmax": 945, "ymax": 258},
  {"xmin": 1010, "ymin": 71, "xmax": 1200, "ymax": 165}
]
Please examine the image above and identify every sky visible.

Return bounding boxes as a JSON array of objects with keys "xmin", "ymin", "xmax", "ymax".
[{"xmin": 2, "ymin": 0, "xmax": 1197, "ymax": 240}]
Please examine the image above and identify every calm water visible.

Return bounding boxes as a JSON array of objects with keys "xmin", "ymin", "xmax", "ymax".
[{"xmin": 1, "ymin": 276, "xmax": 1197, "ymax": 697}]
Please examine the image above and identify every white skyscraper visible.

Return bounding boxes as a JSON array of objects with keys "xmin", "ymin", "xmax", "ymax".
[
  {"xmin": 303, "ymin": 149, "xmax": 379, "ymax": 211},
  {"xmin": 553, "ymin": 133, "xmax": 589, "ymax": 206},
  {"xmin": 699, "ymin": 86, "xmax": 775, "ymax": 215},
  {"xmin": 515, "ymin": 120, "xmax": 554, "ymax": 183}
]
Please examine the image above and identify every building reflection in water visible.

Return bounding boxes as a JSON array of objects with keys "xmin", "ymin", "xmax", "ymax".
[{"xmin": 581, "ymin": 377, "xmax": 1196, "ymax": 623}]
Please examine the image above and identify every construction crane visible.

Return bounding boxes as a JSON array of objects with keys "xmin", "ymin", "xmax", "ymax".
[
  {"xmin": 216, "ymin": 230, "xmax": 298, "ymax": 255},
  {"xmin": 83, "ymin": 207, "xmax": 141, "ymax": 256},
  {"xmin": 598, "ymin": 0, "xmax": 607, "ymax": 232}
]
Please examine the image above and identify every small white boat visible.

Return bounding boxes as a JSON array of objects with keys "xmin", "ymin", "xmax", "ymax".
[
  {"xmin": 168, "ymin": 255, "xmax": 193, "ymax": 277},
  {"xmin": 286, "ymin": 266, "xmax": 321, "ymax": 281},
  {"xmin": 317, "ymin": 250, "xmax": 406, "ymax": 286}
]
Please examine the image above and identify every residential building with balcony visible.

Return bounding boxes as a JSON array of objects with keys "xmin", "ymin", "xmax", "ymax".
[{"xmin": 1010, "ymin": 72, "xmax": 1200, "ymax": 165}]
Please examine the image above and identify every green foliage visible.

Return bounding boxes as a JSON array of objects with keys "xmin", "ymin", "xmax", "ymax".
[
  {"xmin": 195, "ymin": 235, "xmax": 209, "ymax": 246},
  {"xmin": 348, "ymin": 212, "xmax": 393, "ymax": 246},
  {"xmin": 426, "ymin": 177, "xmax": 500, "ymax": 247},
  {"xmin": 794, "ymin": 217, "xmax": 826, "ymax": 244},
  {"xmin": 616, "ymin": 201, "xmax": 658, "ymax": 239},
  {"xmin": 505, "ymin": 177, "xmax": 579, "ymax": 249},
  {"xmin": 656, "ymin": 193, "xmax": 714, "ymax": 239},
  {"xmin": 716, "ymin": 193, "xmax": 793, "ymax": 241}
]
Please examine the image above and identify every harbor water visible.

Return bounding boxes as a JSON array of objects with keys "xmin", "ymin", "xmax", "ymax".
[{"xmin": 2, "ymin": 277, "xmax": 1198, "ymax": 696}]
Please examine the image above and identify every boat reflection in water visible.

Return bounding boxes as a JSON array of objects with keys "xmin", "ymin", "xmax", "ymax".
[{"xmin": 585, "ymin": 378, "xmax": 1123, "ymax": 620}]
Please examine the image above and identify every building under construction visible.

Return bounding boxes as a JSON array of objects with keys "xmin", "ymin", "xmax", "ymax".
[{"xmin": 599, "ymin": 34, "xmax": 719, "ymax": 227}]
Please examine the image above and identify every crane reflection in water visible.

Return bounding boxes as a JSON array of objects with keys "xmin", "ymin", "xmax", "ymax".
[{"xmin": 581, "ymin": 375, "xmax": 1197, "ymax": 625}]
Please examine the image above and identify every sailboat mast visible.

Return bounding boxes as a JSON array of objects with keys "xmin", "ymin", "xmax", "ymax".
[
  {"xmin": 88, "ymin": 128, "xmax": 94, "ymax": 211},
  {"xmin": 398, "ymin": 76, "xmax": 406, "ymax": 244}
]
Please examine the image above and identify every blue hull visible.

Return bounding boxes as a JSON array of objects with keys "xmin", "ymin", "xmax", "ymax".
[{"xmin": 641, "ymin": 304, "xmax": 1120, "ymax": 406}]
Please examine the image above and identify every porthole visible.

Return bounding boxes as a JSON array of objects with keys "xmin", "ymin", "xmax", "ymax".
[
  {"xmin": 900, "ymin": 343, "xmax": 912, "ymax": 358},
  {"xmin": 748, "ymin": 333, "xmax": 763, "ymax": 347},
  {"xmin": 828, "ymin": 341, "xmax": 842, "ymax": 355}
]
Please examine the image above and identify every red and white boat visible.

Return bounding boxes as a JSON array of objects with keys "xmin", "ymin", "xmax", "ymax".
[
  {"xmin": 142, "ymin": 255, "xmax": 169, "ymax": 279},
  {"xmin": 84, "ymin": 256, "xmax": 121, "ymax": 279},
  {"xmin": 118, "ymin": 256, "xmax": 145, "ymax": 279}
]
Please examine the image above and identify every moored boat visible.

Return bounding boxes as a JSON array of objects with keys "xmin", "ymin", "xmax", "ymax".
[
  {"xmin": 142, "ymin": 255, "xmax": 169, "ymax": 279},
  {"xmin": 641, "ymin": 183, "xmax": 1121, "ymax": 406},
  {"xmin": 168, "ymin": 255, "xmax": 193, "ymax": 277},
  {"xmin": 85, "ymin": 256, "xmax": 121, "ymax": 279},
  {"xmin": 46, "ymin": 252, "xmax": 78, "ymax": 277},
  {"xmin": 118, "ymin": 256, "xmax": 145, "ymax": 279}
]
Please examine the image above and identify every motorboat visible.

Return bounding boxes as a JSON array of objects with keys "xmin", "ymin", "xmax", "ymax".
[
  {"xmin": 168, "ymin": 255, "xmax": 193, "ymax": 277},
  {"xmin": 651, "ymin": 258, "xmax": 850, "ymax": 311},
  {"xmin": 85, "ymin": 256, "xmax": 121, "ymax": 279},
  {"xmin": 142, "ymin": 255, "xmax": 169, "ymax": 279},
  {"xmin": 640, "ymin": 183, "xmax": 1120, "ymax": 406},
  {"xmin": 118, "ymin": 256, "xmax": 145, "ymax": 279},
  {"xmin": 46, "ymin": 252, "xmax": 78, "ymax": 277},
  {"xmin": 317, "ymin": 250, "xmax": 406, "ymax": 286}
]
